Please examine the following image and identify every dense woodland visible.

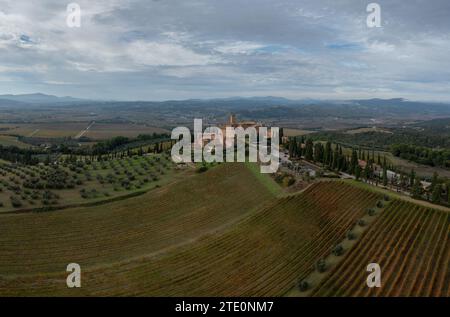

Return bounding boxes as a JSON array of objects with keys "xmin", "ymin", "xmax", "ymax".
[{"xmin": 390, "ymin": 144, "xmax": 450, "ymax": 168}]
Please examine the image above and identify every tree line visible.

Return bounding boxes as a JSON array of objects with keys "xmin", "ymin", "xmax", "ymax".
[
  {"xmin": 0, "ymin": 145, "xmax": 41, "ymax": 165},
  {"xmin": 391, "ymin": 143, "xmax": 450, "ymax": 168},
  {"xmin": 287, "ymin": 136, "xmax": 385, "ymax": 181},
  {"xmin": 286, "ymin": 137, "xmax": 450, "ymax": 206}
]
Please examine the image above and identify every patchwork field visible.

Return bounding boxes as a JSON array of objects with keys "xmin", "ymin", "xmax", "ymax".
[
  {"xmin": 310, "ymin": 200, "xmax": 450, "ymax": 297},
  {"xmin": 283, "ymin": 128, "xmax": 314, "ymax": 137},
  {"xmin": 83, "ymin": 123, "xmax": 168, "ymax": 139},
  {"xmin": 0, "ymin": 135, "xmax": 32, "ymax": 149},
  {"xmin": 0, "ymin": 122, "xmax": 168, "ymax": 140},
  {"xmin": 0, "ymin": 180, "xmax": 380, "ymax": 296},
  {"xmin": 0, "ymin": 123, "xmax": 86, "ymax": 138}
]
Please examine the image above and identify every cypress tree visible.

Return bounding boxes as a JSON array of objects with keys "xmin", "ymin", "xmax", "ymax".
[
  {"xmin": 355, "ymin": 165, "xmax": 362, "ymax": 180},
  {"xmin": 383, "ymin": 166, "xmax": 388, "ymax": 186},
  {"xmin": 411, "ymin": 176, "xmax": 423, "ymax": 199},
  {"xmin": 409, "ymin": 169, "xmax": 416, "ymax": 188},
  {"xmin": 430, "ymin": 172, "xmax": 439, "ymax": 193},
  {"xmin": 305, "ymin": 139, "xmax": 314, "ymax": 161},
  {"xmin": 288, "ymin": 138, "xmax": 295, "ymax": 158},
  {"xmin": 432, "ymin": 184, "xmax": 441, "ymax": 203},
  {"xmin": 325, "ymin": 142, "xmax": 332, "ymax": 166},
  {"xmin": 447, "ymin": 182, "xmax": 450, "ymax": 204},
  {"xmin": 332, "ymin": 147, "xmax": 338, "ymax": 170},
  {"xmin": 350, "ymin": 149, "xmax": 358, "ymax": 174}
]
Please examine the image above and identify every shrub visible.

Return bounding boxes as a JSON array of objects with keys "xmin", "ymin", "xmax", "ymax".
[
  {"xmin": 197, "ymin": 166, "xmax": 208, "ymax": 173},
  {"xmin": 333, "ymin": 244, "xmax": 344, "ymax": 256},
  {"xmin": 367, "ymin": 208, "xmax": 376, "ymax": 216},
  {"xmin": 10, "ymin": 196, "xmax": 22, "ymax": 208},
  {"xmin": 315, "ymin": 259, "xmax": 327, "ymax": 273},
  {"xmin": 358, "ymin": 219, "xmax": 366, "ymax": 227},
  {"xmin": 298, "ymin": 280, "xmax": 309, "ymax": 292},
  {"xmin": 346, "ymin": 230, "xmax": 356, "ymax": 240}
]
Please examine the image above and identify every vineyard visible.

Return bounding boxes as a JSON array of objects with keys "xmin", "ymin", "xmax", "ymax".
[
  {"xmin": 0, "ymin": 170, "xmax": 447, "ymax": 297},
  {"xmin": 0, "ymin": 163, "xmax": 276, "ymax": 277},
  {"xmin": 0, "ymin": 181, "xmax": 381, "ymax": 296},
  {"xmin": 310, "ymin": 200, "xmax": 450, "ymax": 297}
]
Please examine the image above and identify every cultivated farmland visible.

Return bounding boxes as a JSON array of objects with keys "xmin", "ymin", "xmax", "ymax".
[
  {"xmin": 310, "ymin": 200, "xmax": 450, "ymax": 297},
  {"xmin": 0, "ymin": 122, "xmax": 168, "ymax": 140},
  {"xmin": 0, "ymin": 170, "xmax": 447, "ymax": 297},
  {"xmin": 0, "ymin": 135, "xmax": 33, "ymax": 149},
  {"xmin": 0, "ymin": 164, "xmax": 277, "ymax": 278},
  {"xmin": 0, "ymin": 153, "xmax": 176, "ymax": 213},
  {"xmin": 0, "ymin": 180, "xmax": 381, "ymax": 296}
]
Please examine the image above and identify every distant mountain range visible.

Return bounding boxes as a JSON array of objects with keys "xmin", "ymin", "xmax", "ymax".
[
  {"xmin": 1, "ymin": 93, "xmax": 449, "ymax": 107},
  {"xmin": 0, "ymin": 93, "xmax": 87, "ymax": 104},
  {"xmin": 2, "ymin": 93, "xmax": 450, "ymax": 121}
]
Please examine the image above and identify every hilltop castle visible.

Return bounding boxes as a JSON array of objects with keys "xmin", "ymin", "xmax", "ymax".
[{"xmin": 221, "ymin": 114, "xmax": 272, "ymax": 136}]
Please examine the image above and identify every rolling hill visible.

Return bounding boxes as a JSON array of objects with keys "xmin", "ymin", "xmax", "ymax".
[
  {"xmin": 0, "ymin": 178, "xmax": 380, "ymax": 296},
  {"xmin": 0, "ymin": 163, "xmax": 277, "ymax": 276},
  {"xmin": 0, "ymin": 165, "xmax": 448, "ymax": 297}
]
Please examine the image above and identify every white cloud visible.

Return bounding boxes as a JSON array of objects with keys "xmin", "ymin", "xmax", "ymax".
[
  {"xmin": 366, "ymin": 41, "xmax": 396, "ymax": 53},
  {"xmin": 127, "ymin": 41, "xmax": 219, "ymax": 66},
  {"xmin": 214, "ymin": 41, "xmax": 265, "ymax": 55},
  {"xmin": 0, "ymin": 0, "xmax": 450, "ymax": 101},
  {"xmin": 43, "ymin": 80, "xmax": 75, "ymax": 85}
]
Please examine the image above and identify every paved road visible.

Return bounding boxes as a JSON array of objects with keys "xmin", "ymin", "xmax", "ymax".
[{"xmin": 75, "ymin": 121, "xmax": 95, "ymax": 139}]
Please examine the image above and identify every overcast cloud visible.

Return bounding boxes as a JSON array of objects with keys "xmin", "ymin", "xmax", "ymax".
[{"xmin": 0, "ymin": 0, "xmax": 449, "ymax": 101}]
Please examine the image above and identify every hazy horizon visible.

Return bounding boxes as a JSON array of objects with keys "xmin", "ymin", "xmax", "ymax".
[{"xmin": 3, "ymin": 92, "xmax": 450, "ymax": 104}]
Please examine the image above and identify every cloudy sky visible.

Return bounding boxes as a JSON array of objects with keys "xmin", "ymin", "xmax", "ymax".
[{"xmin": 0, "ymin": 0, "xmax": 449, "ymax": 101}]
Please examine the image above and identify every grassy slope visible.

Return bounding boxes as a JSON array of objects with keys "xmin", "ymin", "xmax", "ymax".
[
  {"xmin": 0, "ymin": 181, "xmax": 379, "ymax": 296},
  {"xmin": 245, "ymin": 162, "xmax": 282, "ymax": 196}
]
